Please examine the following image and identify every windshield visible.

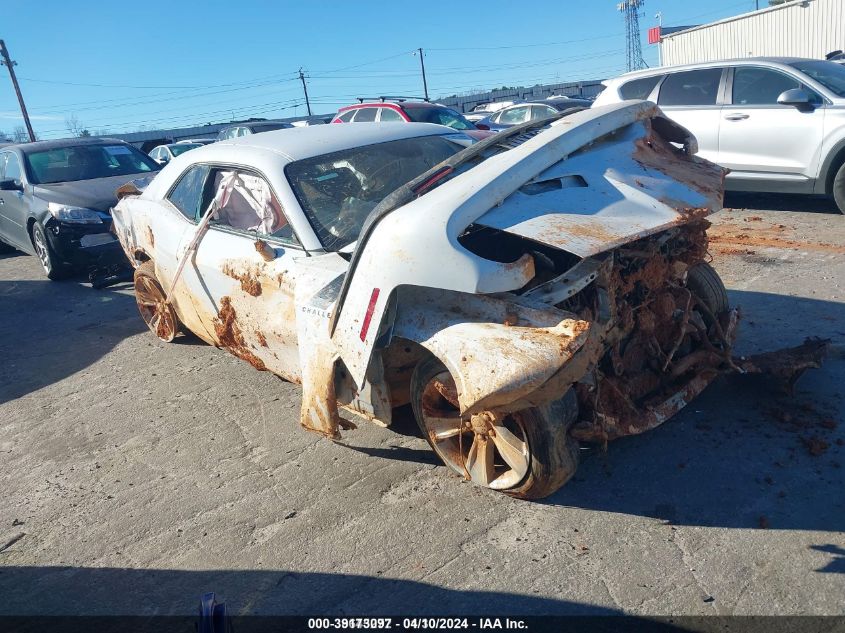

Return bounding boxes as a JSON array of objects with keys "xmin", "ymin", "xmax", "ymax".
[
  {"xmin": 404, "ymin": 106, "xmax": 475, "ymax": 130},
  {"xmin": 286, "ymin": 134, "xmax": 467, "ymax": 251},
  {"xmin": 789, "ymin": 60, "xmax": 845, "ymax": 98},
  {"xmin": 169, "ymin": 143, "xmax": 201, "ymax": 156},
  {"xmin": 25, "ymin": 144, "xmax": 160, "ymax": 184},
  {"xmin": 250, "ymin": 123, "xmax": 290, "ymax": 133}
]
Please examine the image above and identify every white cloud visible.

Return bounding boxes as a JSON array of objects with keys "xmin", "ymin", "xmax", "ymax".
[{"xmin": 0, "ymin": 111, "xmax": 64, "ymax": 121}]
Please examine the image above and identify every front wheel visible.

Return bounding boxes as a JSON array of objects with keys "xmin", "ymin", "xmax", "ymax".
[
  {"xmin": 31, "ymin": 222, "xmax": 69, "ymax": 280},
  {"xmin": 411, "ymin": 356, "xmax": 580, "ymax": 500},
  {"xmin": 833, "ymin": 161, "xmax": 845, "ymax": 215}
]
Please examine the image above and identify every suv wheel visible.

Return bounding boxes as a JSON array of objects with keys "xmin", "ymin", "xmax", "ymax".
[{"xmin": 833, "ymin": 161, "xmax": 845, "ymax": 215}]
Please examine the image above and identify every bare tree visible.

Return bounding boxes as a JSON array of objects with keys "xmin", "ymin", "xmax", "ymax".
[
  {"xmin": 13, "ymin": 126, "xmax": 29, "ymax": 143},
  {"xmin": 65, "ymin": 113, "xmax": 90, "ymax": 138},
  {"xmin": 0, "ymin": 129, "xmax": 10, "ymax": 142}
]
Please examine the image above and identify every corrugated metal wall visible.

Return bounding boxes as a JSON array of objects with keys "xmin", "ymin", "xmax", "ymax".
[{"xmin": 661, "ymin": 0, "xmax": 845, "ymax": 66}]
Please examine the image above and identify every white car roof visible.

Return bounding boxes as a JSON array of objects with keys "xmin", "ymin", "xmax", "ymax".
[
  {"xmin": 141, "ymin": 122, "xmax": 462, "ymax": 204},
  {"xmin": 605, "ymin": 56, "xmax": 816, "ymax": 85},
  {"xmin": 209, "ymin": 122, "xmax": 454, "ymax": 162}
]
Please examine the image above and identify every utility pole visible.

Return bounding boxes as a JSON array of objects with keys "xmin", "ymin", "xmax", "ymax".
[
  {"xmin": 0, "ymin": 40, "xmax": 36, "ymax": 142},
  {"xmin": 417, "ymin": 48, "xmax": 429, "ymax": 101},
  {"xmin": 655, "ymin": 11, "xmax": 663, "ymax": 67},
  {"xmin": 298, "ymin": 68, "xmax": 312, "ymax": 116}
]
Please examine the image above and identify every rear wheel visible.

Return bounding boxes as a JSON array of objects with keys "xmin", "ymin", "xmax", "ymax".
[
  {"xmin": 134, "ymin": 261, "xmax": 179, "ymax": 342},
  {"xmin": 411, "ymin": 356, "xmax": 580, "ymax": 500},
  {"xmin": 833, "ymin": 161, "xmax": 845, "ymax": 215}
]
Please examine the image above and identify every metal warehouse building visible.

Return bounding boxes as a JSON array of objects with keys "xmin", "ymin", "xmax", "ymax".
[{"xmin": 659, "ymin": 0, "xmax": 845, "ymax": 66}]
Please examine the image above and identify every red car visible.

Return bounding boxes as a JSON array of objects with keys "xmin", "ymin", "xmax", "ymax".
[{"xmin": 332, "ymin": 99, "xmax": 492, "ymax": 140}]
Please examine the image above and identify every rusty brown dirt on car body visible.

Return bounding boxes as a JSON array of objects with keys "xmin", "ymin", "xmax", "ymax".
[
  {"xmin": 221, "ymin": 262, "xmax": 263, "ymax": 297},
  {"xmin": 213, "ymin": 296, "xmax": 267, "ymax": 371}
]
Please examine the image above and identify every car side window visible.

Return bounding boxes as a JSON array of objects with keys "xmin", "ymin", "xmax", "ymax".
[
  {"xmin": 167, "ymin": 164, "xmax": 211, "ymax": 221},
  {"xmin": 499, "ymin": 106, "xmax": 529, "ymax": 124},
  {"xmin": 530, "ymin": 105, "xmax": 556, "ymax": 120},
  {"xmin": 353, "ymin": 108, "xmax": 377, "ymax": 122},
  {"xmin": 4, "ymin": 152, "xmax": 22, "ymax": 183},
  {"xmin": 658, "ymin": 69, "xmax": 723, "ymax": 106},
  {"xmin": 379, "ymin": 107, "xmax": 404, "ymax": 122},
  {"xmin": 620, "ymin": 75, "xmax": 663, "ymax": 100},
  {"xmin": 732, "ymin": 67, "xmax": 802, "ymax": 105},
  {"xmin": 337, "ymin": 110, "xmax": 356, "ymax": 122},
  {"xmin": 204, "ymin": 168, "xmax": 299, "ymax": 244}
]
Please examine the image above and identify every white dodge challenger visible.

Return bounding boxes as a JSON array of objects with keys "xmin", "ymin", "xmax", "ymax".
[{"xmin": 110, "ymin": 101, "xmax": 823, "ymax": 499}]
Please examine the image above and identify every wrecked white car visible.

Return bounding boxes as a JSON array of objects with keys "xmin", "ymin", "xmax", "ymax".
[{"xmin": 111, "ymin": 102, "xmax": 826, "ymax": 499}]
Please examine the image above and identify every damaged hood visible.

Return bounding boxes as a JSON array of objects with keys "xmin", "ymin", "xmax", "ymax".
[
  {"xmin": 33, "ymin": 172, "xmax": 156, "ymax": 214},
  {"xmin": 474, "ymin": 117, "xmax": 725, "ymax": 257}
]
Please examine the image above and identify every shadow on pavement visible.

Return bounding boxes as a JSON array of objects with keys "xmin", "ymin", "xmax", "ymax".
[
  {"xmin": 725, "ymin": 192, "xmax": 841, "ymax": 215},
  {"xmin": 546, "ymin": 290, "xmax": 844, "ymax": 532},
  {"xmin": 0, "ymin": 565, "xmax": 621, "ymax": 617},
  {"xmin": 0, "ymin": 279, "xmax": 145, "ymax": 404},
  {"xmin": 373, "ymin": 290, "xmax": 845, "ymax": 533},
  {"xmin": 810, "ymin": 545, "xmax": 845, "ymax": 574}
]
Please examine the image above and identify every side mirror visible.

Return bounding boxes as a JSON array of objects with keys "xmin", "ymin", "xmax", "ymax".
[
  {"xmin": 0, "ymin": 178, "xmax": 23, "ymax": 192},
  {"xmin": 476, "ymin": 123, "xmax": 490, "ymax": 131},
  {"xmin": 777, "ymin": 88, "xmax": 814, "ymax": 110}
]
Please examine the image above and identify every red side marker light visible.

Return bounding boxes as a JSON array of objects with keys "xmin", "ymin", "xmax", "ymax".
[{"xmin": 360, "ymin": 288, "xmax": 381, "ymax": 341}]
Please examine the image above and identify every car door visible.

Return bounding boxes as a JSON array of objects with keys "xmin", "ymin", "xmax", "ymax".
[
  {"xmin": 656, "ymin": 67, "xmax": 725, "ymax": 165},
  {"xmin": 718, "ymin": 65, "xmax": 825, "ymax": 187},
  {"xmin": 0, "ymin": 151, "xmax": 32, "ymax": 250},
  {"xmin": 178, "ymin": 166, "xmax": 305, "ymax": 381}
]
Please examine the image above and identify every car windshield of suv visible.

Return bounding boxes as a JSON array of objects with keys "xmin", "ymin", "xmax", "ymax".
[
  {"xmin": 789, "ymin": 60, "xmax": 845, "ymax": 98},
  {"xmin": 25, "ymin": 144, "xmax": 160, "ymax": 184},
  {"xmin": 286, "ymin": 134, "xmax": 468, "ymax": 250},
  {"xmin": 169, "ymin": 143, "xmax": 201, "ymax": 156},
  {"xmin": 404, "ymin": 107, "xmax": 475, "ymax": 130}
]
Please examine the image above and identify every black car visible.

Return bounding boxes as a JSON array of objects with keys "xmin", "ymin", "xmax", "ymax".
[{"xmin": 0, "ymin": 138, "xmax": 160, "ymax": 280}]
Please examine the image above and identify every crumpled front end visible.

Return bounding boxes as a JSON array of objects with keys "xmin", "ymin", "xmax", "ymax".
[{"xmin": 315, "ymin": 101, "xmax": 733, "ymax": 438}]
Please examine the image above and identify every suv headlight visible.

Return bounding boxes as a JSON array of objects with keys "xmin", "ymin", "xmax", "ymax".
[{"xmin": 48, "ymin": 202, "xmax": 103, "ymax": 224}]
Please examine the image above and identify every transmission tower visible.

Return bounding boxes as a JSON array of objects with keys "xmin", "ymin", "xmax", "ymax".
[{"xmin": 618, "ymin": 0, "xmax": 647, "ymax": 72}]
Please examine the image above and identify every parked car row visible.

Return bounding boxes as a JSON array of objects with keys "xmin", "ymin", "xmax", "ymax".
[{"xmin": 474, "ymin": 96, "xmax": 593, "ymax": 132}]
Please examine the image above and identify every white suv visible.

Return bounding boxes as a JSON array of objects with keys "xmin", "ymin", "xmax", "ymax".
[{"xmin": 594, "ymin": 57, "xmax": 845, "ymax": 213}]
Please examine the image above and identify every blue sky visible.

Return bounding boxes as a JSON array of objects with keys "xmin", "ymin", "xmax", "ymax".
[{"xmin": 1, "ymin": 0, "xmax": 763, "ymax": 139}]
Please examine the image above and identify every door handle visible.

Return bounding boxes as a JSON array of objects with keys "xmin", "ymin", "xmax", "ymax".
[{"xmin": 724, "ymin": 113, "xmax": 750, "ymax": 121}]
